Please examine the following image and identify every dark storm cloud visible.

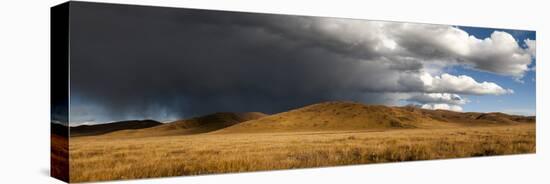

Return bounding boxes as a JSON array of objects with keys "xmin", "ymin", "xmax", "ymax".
[
  {"xmin": 67, "ymin": 2, "xmax": 529, "ymax": 124},
  {"xmin": 68, "ymin": 3, "xmax": 397, "ymax": 123}
]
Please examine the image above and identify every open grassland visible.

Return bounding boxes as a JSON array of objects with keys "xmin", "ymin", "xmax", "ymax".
[{"xmin": 69, "ymin": 123, "xmax": 535, "ymax": 182}]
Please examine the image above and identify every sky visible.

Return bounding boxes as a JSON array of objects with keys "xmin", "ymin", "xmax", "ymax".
[{"xmin": 65, "ymin": 2, "xmax": 536, "ymax": 125}]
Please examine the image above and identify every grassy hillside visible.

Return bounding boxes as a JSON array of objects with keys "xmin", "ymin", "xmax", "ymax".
[
  {"xmin": 72, "ymin": 101, "xmax": 534, "ymax": 137},
  {"xmin": 406, "ymin": 107, "xmax": 535, "ymax": 125},
  {"xmin": 216, "ymin": 101, "xmax": 533, "ymax": 134}
]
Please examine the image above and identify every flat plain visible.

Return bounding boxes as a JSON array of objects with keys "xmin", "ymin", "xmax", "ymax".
[{"xmin": 68, "ymin": 102, "xmax": 536, "ymax": 182}]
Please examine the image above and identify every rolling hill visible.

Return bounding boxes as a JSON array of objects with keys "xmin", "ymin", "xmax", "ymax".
[
  {"xmin": 214, "ymin": 101, "xmax": 534, "ymax": 134},
  {"xmin": 104, "ymin": 112, "xmax": 268, "ymax": 138},
  {"xmin": 71, "ymin": 101, "xmax": 534, "ymax": 137},
  {"xmin": 405, "ymin": 107, "xmax": 536, "ymax": 125},
  {"xmin": 70, "ymin": 120, "xmax": 162, "ymax": 137}
]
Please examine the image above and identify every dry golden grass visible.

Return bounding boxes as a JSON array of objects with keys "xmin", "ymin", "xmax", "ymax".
[
  {"xmin": 51, "ymin": 134, "xmax": 69, "ymax": 182},
  {"xmin": 69, "ymin": 123, "xmax": 535, "ymax": 182}
]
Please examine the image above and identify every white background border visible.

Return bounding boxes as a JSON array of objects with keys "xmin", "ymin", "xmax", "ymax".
[{"xmin": 0, "ymin": 0, "xmax": 547, "ymax": 183}]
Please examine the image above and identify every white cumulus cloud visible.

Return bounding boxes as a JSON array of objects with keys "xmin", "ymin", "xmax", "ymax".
[
  {"xmin": 421, "ymin": 103, "xmax": 463, "ymax": 112},
  {"xmin": 419, "ymin": 72, "xmax": 513, "ymax": 95},
  {"xmin": 524, "ymin": 39, "xmax": 536, "ymax": 57},
  {"xmin": 407, "ymin": 93, "xmax": 468, "ymax": 105}
]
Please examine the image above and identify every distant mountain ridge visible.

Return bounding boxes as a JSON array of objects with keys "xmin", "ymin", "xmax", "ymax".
[
  {"xmin": 99, "ymin": 112, "xmax": 268, "ymax": 138},
  {"xmin": 70, "ymin": 120, "xmax": 162, "ymax": 137},
  {"xmin": 69, "ymin": 101, "xmax": 535, "ymax": 138}
]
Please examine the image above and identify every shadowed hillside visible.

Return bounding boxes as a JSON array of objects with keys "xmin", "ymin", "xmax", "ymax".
[
  {"xmin": 104, "ymin": 112, "xmax": 268, "ymax": 138},
  {"xmin": 70, "ymin": 120, "xmax": 162, "ymax": 137},
  {"xmin": 215, "ymin": 101, "xmax": 534, "ymax": 134},
  {"xmin": 51, "ymin": 122, "xmax": 68, "ymax": 137}
]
